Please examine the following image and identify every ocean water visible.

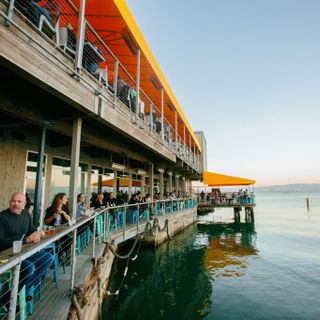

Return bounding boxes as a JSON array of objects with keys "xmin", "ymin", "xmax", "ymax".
[{"xmin": 102, "ymin": 192, "xmax": 320, "ymax": 320}]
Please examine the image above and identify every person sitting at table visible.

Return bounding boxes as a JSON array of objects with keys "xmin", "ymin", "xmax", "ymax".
[
  {"xmin": 15, "ymin": 0, "xmax": 51, "ymax": 26},
  {"xmin": 0, "ymin": 192, "xmax": 53, "ymax": 311},
  {"xmin": 82, "ymin": 46, "xmax": 103, "ymax": 75},
  {"xmin": 92, "ymin": 192, "xmax": 104, "ymax": 209},
  {"xmin": 44, "ymin": 193, "xmax": 72, "ymax": 262},
  {"xmin": 106, "ymin": 192, "xmax": 117, "ymax": 207},
  {"xmin": 42, "ymin": 0, "xmax": 61, "ymax": 27},
  {"xmin": 65, "ymin": 22, "xmax": 77, "ymax": 50},
  {"xmin": 76, "ymin": 193, "xmax": 87, "ymax": 217},
  {"xmin": 44, "ymin": 193, "xmax": 71, "ymax": 226}
]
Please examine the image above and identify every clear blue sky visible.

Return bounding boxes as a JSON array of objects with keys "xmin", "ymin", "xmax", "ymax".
[{"xmin": 126, "ymin": 0, "xmax": 320, "ymax": 186}]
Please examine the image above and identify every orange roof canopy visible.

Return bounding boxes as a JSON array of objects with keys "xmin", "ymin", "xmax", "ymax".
[
  {"xmin": 71, "ymin": 0, "xmax": 201, "ymax": 151},
  {"xmin": 203, "ymin": 171, "xmax": 255, "ymax": 187}
]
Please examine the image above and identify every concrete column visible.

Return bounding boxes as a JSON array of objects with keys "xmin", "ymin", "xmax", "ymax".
[
  {"xmin": 168, "ymin": 172, "xmax": 173, "ymax": 193},
  {"xmin": 175, "ymin": 175, "xmax": 180, "ymax": 193},
  {"xmin": 86, "ymin": 163, "xmax": 92, "ymax": 206},
  {"xmin": 158, "ymin": 168, "xmax": 164, "ymax": 200},
  {"xmin": 34, "ymin": 125, "xmax": 46, "ymax": 227},
  {"xmin": 182, "ymin": 177, "xmax": 186, "ymax": 193},
  {"xmin": 189, "ymin": 179, "xmax": 193, "ymax": 196},
  {"xmin": 128, "ymin": 172, "xmax": 132, "ymax": 197},
  {"xmin": 149, "ymin": 163, "xmax": 154, "ymax": 200},
  {"xmin": 69, "ymin": 117, "xmax": 82, "ymax": 220},
  {"xmin": 113, "ymin": 170, "xmax": 117, "ymax": 197},
  {"xmin": 141, "ymin": 175, "xmax": 146, "ymax": 197}
]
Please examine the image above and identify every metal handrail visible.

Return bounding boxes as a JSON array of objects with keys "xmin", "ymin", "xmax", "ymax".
[{"xmin": 0, "ymin": 197, "xmax": 196, "ymax": 274}]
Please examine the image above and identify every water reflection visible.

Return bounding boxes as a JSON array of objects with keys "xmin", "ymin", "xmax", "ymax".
[
  {"xmin": 103, "ymin": 217, "xmax": 258, "ymax": 320},
  {"xmin": 198, "ymin": 221, "xmax": 258, "ymax": 278}
]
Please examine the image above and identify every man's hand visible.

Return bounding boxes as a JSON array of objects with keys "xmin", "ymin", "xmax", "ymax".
[{"xmin": 26, "ymin": 232, "xmax": 41, "ymax": 244}]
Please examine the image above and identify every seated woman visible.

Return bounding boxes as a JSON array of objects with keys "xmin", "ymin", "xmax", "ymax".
[
  {"xmin": 76, "ymin": 193, "xmax": 87, "ymax": 217},
  {"xmin": 92, "ymin": 193, "xmax": 104, "ymax": 209},
  {"xmin": 45, "ymin": 193, "xmax": 71, "ymax": 226},
  {"xmin": 44, "ymin": 193, "xmax": 71, "ymax": 260}
]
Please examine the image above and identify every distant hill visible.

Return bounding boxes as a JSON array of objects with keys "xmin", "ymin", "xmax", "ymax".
[{"xmin": 256, "ymin": 184, "xmax": 320, "ymax": 193}]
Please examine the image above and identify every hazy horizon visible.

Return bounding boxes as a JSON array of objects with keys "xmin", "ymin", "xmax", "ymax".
[{"xmin": 126, "ymin": 0, "xmax": 320, "ymax": 186}]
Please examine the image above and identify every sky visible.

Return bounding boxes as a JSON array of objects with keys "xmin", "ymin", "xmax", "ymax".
[{"xmin": 126, "ymin": 0, "xmax": 320, "ymax": 186}]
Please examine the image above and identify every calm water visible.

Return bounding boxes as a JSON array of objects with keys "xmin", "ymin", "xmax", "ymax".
[{"xmin": 102, "ymin": 193, "xmax": 320, "ymax": 320}]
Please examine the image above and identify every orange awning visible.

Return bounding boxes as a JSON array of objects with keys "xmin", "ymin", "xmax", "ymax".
[
  {"xmin": 71, "ymin": 0, "xmax": 201, "ymax": 152},
  {"xmin": 202, "ymin": 171, "xmax": 255, "ymax": 187}
]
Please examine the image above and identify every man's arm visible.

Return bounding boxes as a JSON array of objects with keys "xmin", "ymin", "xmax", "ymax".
[
  {"xmin": 0, "ymin": 216, "xmax": 15, "ymax": 251},
  {"xmin": 27, "ymin": 211, "xmax": 37, "ymax": 236}
]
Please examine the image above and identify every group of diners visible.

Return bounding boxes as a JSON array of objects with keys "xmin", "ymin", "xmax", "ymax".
[
  {"xmin": 0, "ymin": 192, "xmax": 76, "ymax": 313},
  {"xmin": 200, "ymin": 188, "xmax": 254, "ymax": 205}
]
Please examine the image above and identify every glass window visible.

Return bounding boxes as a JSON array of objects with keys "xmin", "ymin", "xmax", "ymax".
[
  {"xmin": 50, "ymin": 157, "xmax": 88, "ymax": 203},
  {"xmin": 24, "ymin": 151, "xmax": 46, "ymax": 214}
]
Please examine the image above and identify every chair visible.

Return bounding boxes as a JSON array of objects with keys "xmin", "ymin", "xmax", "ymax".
[
  {"xmin": 58, "ymin": 27, "xmax": 76, "ymax": 57},
  {"xmin": 98, "ymin": 67, "xmax": 108, "ymax": 88},
  {"xmin": 95, "ymin": 215, "xmax": 104, "ymax": 244},
  {"xmin": 42, "ymin": 243, "xmax": 60, "ymax": 288},
  {"xmin": 0, "ymin": 271, "xmax": 27, "ymax": 320},
  {"xmin": 38, "ymin": 16, "xmax": 60, "ymax": 46}
]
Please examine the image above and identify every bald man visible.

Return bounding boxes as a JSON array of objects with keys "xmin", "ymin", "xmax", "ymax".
[{"xmin": 0, "ymin": 193, "xmax": 53, "ymax": 310}]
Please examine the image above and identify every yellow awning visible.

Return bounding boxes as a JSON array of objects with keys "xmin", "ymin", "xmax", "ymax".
[
  {"xmin": 112, "ymin": 0, "xmax": 201, "ymax": 152},
  {"xmin": 202, "ymin": 171, "xmax": 255, "ymax": 186}
]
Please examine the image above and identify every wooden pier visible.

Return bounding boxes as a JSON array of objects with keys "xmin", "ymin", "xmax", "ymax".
[{"xmin": 197, "ymin": 201, "xmax": 255, "ymax": 223}]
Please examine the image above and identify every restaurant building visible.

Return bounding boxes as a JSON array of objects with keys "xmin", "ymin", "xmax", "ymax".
[{"xmin": 0, "ymin": 0, "xmax": 203, "ymax": 221}]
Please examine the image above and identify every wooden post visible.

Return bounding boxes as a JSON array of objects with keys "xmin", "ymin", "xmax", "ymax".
[
  {"xmin": 69, "ymin": 117, "xmax": 82, "ymax": 220},
  {"xmin": 149, "ymin": 163, "xmax": 154, "ymax": 200},
  {"xmin": 128, "ymin": 172, "xmax": 132, "ymax": 197},
  {"xmin": 113, "ymin": 170, "xmax": 117, "ymax": 197},
  {"xmin": 33, "ymin": 125, "xmax": 46, "ymax": 228},
  {"xmin": 159, "ymin": 168, "xmax": 164, "ymax": 199},
  {"xmin": 168, "ymin": 172, "xmax": 173, "ymax": 193},
  {"xmin": 86, "ymin": 163, "xmax": 92, "ymax": 206}
]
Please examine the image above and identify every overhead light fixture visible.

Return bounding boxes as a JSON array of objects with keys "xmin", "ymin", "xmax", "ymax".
[
  {"xmin": 137, "ymin": 169, "xmax": 147, "ymax": 175},
  {"xmin": 157, "ymin": 168, "xmax": 165, "ymax": 173},
  {"xmin": 111, "ymin": 162, "xmax": 126, "ymax": 171},
  {"xmin": 167, "ymin": 102, "xmax": 174, "ymax": 111},
  {"xmin": 121, "ymin": 28, "xmax": 138, "ymax": 55},
  {"xmin": 150, "ymin": 75, "xmax": 162, "ymax": 90}
]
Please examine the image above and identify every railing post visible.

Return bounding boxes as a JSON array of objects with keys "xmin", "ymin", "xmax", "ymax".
[
  {"xmin": 161, "ymin": 88, "xmax": 164, "ymax": 141},
  {"xmin": 70, "ymin": 229, "xmax": 77, "ymax": 291},
  {"xmin": 8, "ymin": 264, "xmax": 21, "ymax": 320},
  {"xmin": 113, "ymin": 61, "xmax": 119, "ymax": 107},
  {"xmin": 183, "ymin": 125, "xmax": 186, "ymax": 160},
  {"xmin": 123, "ymin": 206, "xmax": 127, "ymax": 242},
  {"xmin": 137, "ymin": 203, "xmax": 140, "ymax": 232},
  {"xmin": 74, "ymin": 0, "xmax": 86, "ymax": 73},
  {"xmin": 136, "ymin": 49, "xmax": 140, "ymax": 119},
  {"xmin": 92, "ymin": 215, "xmax": 97, "ymax": 258},
  {"xmin": 103, "ymin": 209, "xmax": 107, "ymax": 242},
  {"xmin": 6, "ymin": 0, "xmax": 15, "ymax": 27},
  {"xmin": 150, "ymin": 103, "xmax": 153, "ymax": 131}
]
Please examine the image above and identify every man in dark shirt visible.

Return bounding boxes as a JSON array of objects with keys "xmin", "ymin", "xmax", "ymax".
[{"xmin": 0, "ymin": 193, "xmax": 53, "ymax": 310}]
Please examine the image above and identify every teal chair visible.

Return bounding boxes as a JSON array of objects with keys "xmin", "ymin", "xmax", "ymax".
[{"xmin": 0, "ymin": 271, "xmax": 27, "ymax": 320}]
